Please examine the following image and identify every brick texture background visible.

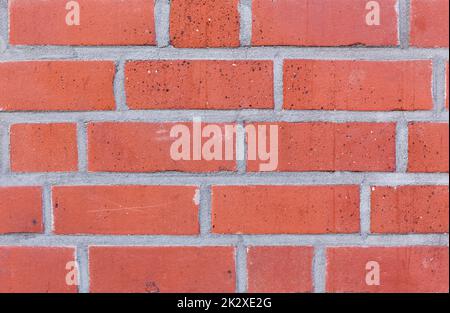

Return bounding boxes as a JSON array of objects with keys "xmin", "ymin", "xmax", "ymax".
[{"xmin": 0, "ymin": 0, "xmax": 448, "ymax": 293}]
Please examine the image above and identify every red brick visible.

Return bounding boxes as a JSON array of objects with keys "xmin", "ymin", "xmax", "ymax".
[
  {"xmin": 247, "ymin": 123, "xmax": 396, "ymax": 172},
  {"xmin": 327, "ymin": 247, "xmax": 449, "ymax": 293},
  {"xmin": 0, "ymin": 61, "xmax": 115, "ymax": 111},
  {"xmin": 252, "ymin": 0, "xmax": 398, "ymax": 47},
  {"xmin": 371, "ymin": 186, "xmax": 449, "ymax": 233},
  {"xmin": 10, "ymin": 123, "xmax": 78, "ymax": 173},
  {"xmin": 53, "ymin": 185, "xmax": 200, "ymax": 235},
  {"xmin": 410, "ymin": 0, "xmax": 449, "ymax": 47},
  {"xmin": 284, "ymin": 60, "xmax": 433, "ymax": 111},
  {"xmin": 89, "ymin": 246, "xmax": 236, "ymax": 293},
  {"xmin": 88, "ymin": 122, "xmax": 236, "ymax": 173},
  {"xmin": 408, "ymin": 123, "xmax": 449, "ymax": 173},
  {"xmin": 212, "ymin": 186, "xmax": 360, "ymax": 234},
  {"xmin": 170, "ymin": 0, "xmax": 240, "ymax": 48},
  {"xmin": 125, "ymin": 60, "xmax": 273, "ymax": 109},
  {"xmin": 247, "ymin": 246, "xmax": 313, "ymax": 293},
  {"xmin": 0, "ymin": 247, "xmax": 77, "ymax": 293},
  {"xmin": 0, "ymin": 187, "xmax": 42, "ymax": 234},
  {"xmin": 9, "ymin": 0, "xmax": 155, "ymax": 45}
]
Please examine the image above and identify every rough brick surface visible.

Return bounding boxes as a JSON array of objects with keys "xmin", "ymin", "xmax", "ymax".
[
  {"xmin": 327, "ymin": 247, "xmax": 449, "ymax": 293},
  {"xmin": 247, "ymin": 246, "xmax": 314, "ymax": 293},
  {"xmin": 212, "ymin": 186, "xmax": 360, "ymax": 234},
  {"xmin": 0, "ymin": 0, "xmax": 448, "ymax": 294},
  {"xmin": 410, "ymin": 0, "xmax": 449, "ymax": 47},
  {"xmin": 408, "ymin": 123, "xmax": 449, "ymax": 173},
  {"xmin": 53, "ymin": 185, "xmax": 200, "ymax": 235},
  {"xmin": 252, "ymin": 0, "xmax": 398, "ymax": 47},
  {"xmin": 0, "ymin": 61, "xmax": 115, "ymax": 111},
  {"xmin": 247, "ymin": 123, "xmax": 396, "ymax": 172},
  {"xmin": 9, "ymin": 0, "xmax": 155, "ymax": 45},
  {"xmin": 0, "ymin": 187, "xmax": 42, "ymax": 234},
  {"xmin": 125, "ymin": 60, "xmax": 273, "ymax": 109},
  {"xmin": 10, "ymin": 123, "xmax": 78, "ymax": 173},
  {"xmin": 88, "ymin": 122, "xmax": 236, "ymax": 172},
  {"xmin": 170, "ymin": 0, "xmax": 240, "ymax": 48},
  {"xmin": 89, "ymin": 246, "xmax": 236, "ymax": 293},
  {"xmin": 371, "ymin": 186, "xmax": 449, "ymax": 233},
  {"xmin": 284, "ymin": 60, "xmax": 433, "ymax": 111},
  {"xmin": 0, "ymin": 247, "xmax": 77, "ymax": 293}
]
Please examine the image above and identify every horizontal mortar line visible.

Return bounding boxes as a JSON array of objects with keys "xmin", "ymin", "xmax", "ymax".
[
  {"xmin": 0, "ymin": 47, "xmax": 449, "ymax": 61},
  {"xmin": 0, "ymin": 234, "xmax": 447, "ymax": 247},
  {"xmin": 0, "ymin": 110, "xmax": 449, "ymax": 123},
  {"xmin": 0, "ymin": 173, "xmax": 448, "ymax": 186}
]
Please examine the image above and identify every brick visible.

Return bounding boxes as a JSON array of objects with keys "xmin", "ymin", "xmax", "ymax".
[
  {"xmin": 252, "ymin": 0, "xmax": 398, "ymax": 47},
  {"xmin": 0, "ymin": 247, "xmax": 77, "ymax": 293},
  {"xmin": 89, "ymin": 246, "xmax": 236, "ymax": 293},
  {"xmin": 53, "ymin": 185, "xmax": 200, "ymax": 235},
  {"xmin": 247, "ymin": 246, "xmax": 314, "ymax": 293},
  {"xmin": 170, "ymin": 0, "xmax": 240, "ymax": 48},
  {"xmin": 327, "ymin": 247, "xmax": 449, "ymax": 293},
  {"xmin": 125, "ymin": 60, "xmax": 274, "ymax": 109},
  {"xmin": 410, "ymin": 0, "xmax": 449, "ymax": 47},
  {"xmin": 0, "ymin": 61, "xmax": 115, "ymax": 111},
  {"xmin": 0, "ymin": 187, "xmax": 42, "ymax": 234},
  {"xmin": 408, "ymin": 123, "xmax": 449, "ymax": 173},
  {"xmin": 88, "ymin": 122, "xmax": 236, "ymax": 172},
  {"xmin": 371, "ymin": 186, "xmax": 449, "ymax": 233},
  {"xmin": 9, "ymin": 0, "xmax": 155, "ymax": 46},
  {"xmin": 212, "ymin": 186, "xmax": 360, "ymax": 234},
  {"xmin": 247, "ymin": 122, "xmax": 396, "ymax": 172},
  {"xmin": 284, "ymin": 60, "xmax": 433, "ymax": 111},
  {"xmin": 10, "ymin": 123, "xmax": 78, "ymax": 173}
]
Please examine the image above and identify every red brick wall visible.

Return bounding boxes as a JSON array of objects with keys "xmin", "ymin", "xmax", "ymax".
[{"xmin": 0, "ymin": 0, "xmax": 448, "ymax": 293}]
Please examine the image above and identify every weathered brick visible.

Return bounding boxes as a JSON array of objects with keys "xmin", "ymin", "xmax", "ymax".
[
  {"xmin": 0, "ymin": 247, "xmax": 77, "ymax": 293},
  {"xmin": 327, "ymin": 247, "xmax": 449, "ymax": 292},
  {"xmin": 212, "ymin": 185, "xmax": 360, "ymax": 234},
  {"xmin": 53, "ymin": 185, "xmax": 200, "ymax": 235},
  {"xmin": 0, "ymin": 187, "xmax": 42, "ymax": 234},
  {"xmin": 252, "ymin": 0, "xmax": 398, "ymax": 47},
  {"xmin": 10, "ymin": 123, "xmax": 78, "ymax": 173},
  {"xmin": 125, "ymin": 60, "xmax": 273, "ymax": 109},
  {"xmin": 0, "ymin": 61, "xmax": 115, "ymax": 111},
  {"xmin": 284, "ymin": 60, "xmax": 433, "ymax": 111},
  {"xmin": 170, "ymin": 0, "xmax": 240, "ymax": 48},
  {"xmin": 371, "ymin": 185, "xmax": 449, "ymax": 233},
  {"xmin": 88, "ymin": 122, "xmax": 236, "ymax": 173},
  {"xmin": 410, "ymin": 0, "xmax": 449, "ymax": 47},
  {"xmin": 408, "ymin": 123, "xmax": 449, "ymax": 173},
  {"xmin": 247, "ymin": 123, "xmax": 396, "ymax": 172},
  {"xmin": 247, "ymin": 246, "xmax": 314, "ymax": 293},
  {"xmin": 9, "ymin": 0, "xmax": 155, "ymax": 45},
  {"xmin": 89, "ymin": 246, "xmax": 236, "ymax": 292}
]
